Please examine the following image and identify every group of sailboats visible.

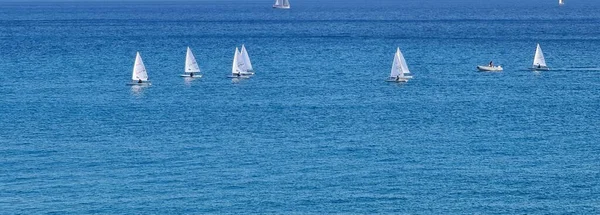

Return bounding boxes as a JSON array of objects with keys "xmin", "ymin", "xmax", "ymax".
[
  {"xmin": 476, "ymin": 43, "xmax": 550, "ymax": 72},
  {"xmin": 128, "ymin": 45, "xmax": 256, "ymax": 85},
  {"xmin": 128, "ymin": 42, "xmax": 551, "ymax": 85},
  {"xmin": 386, "ymin": 43, "xmax": 551, "ymax": 82},
  {"xmin": 128, "ymin": 47, "xmax": 203, "ymax": 85}
]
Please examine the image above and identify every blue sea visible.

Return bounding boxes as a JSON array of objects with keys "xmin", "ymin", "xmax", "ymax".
[{"xmin": 1, "ymin": 0, "xmax": 599, "ymax": 213}]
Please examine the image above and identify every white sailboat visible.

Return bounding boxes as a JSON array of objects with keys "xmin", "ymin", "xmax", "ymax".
[
  {"xmin": 128, "ymin": 52, "xmax": 150, "ymax": 85},
  {"xmin": 386, "ymin": 48, "xmax": 412, "ymax": 82},
  {"xmin": 559, "ymin": 0, "xmax": 564, "ymax": 5},
  {"xmin": 228, "ymin": 47, "xmax": 251, "ymax": 78},
  {"xmin": 530, "ymin": 43, "xmax": 550, "ymax": 71},
  {"xmin": 240, "ymin": 45, "xmax": 254, "ymax": 73},
  {"xmin": 181, "ymin": 47, "xmax": 202, "ymax": 78},
  {"xmin": 273, "ymin": 0, "xmax": 290, "ymax": 9}
]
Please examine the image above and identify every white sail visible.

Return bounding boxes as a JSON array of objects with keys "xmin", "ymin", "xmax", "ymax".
[
  {"xmin": 389, "ymin": 48, "xmax": 405, "ymax": 78},
  {"xmin": 397, "ymin": 48, "xmax": 411, "ymax": 76},
  {"xmin": 274, "ymin": 0, "xmax": 282, "ymax": 6},
  {"xmin": 132, "ymin": 52, "xmax": 148, "ymax": 81},
  {"xmin": 232, "ymin": 48, "xmax": 239, "ymax": 75},
  {"xmin": 185, "ymin": 47, "xmax": 201, "ymax": 74},
  {"xmin": 232, "ymin": 47, "xmax": 247, "ymax": 75},
  {"xmin": 237, "ymin": 49, "xmax": 247, "ymax": 73},
  {"xmin": 283, "ymin": 0, "xmax": 290, "ymax": 7},
  {"xmin": 533, "ymin": 43, "xmax": 547, "ymax": 68},
  {"xmin": 240, "ymin": 45, "xmax": 253, "ymax": 72},
  {"xmin": 390, "ymin": 48, "xmax": 410, "ymax": 78},
  {"xmin": 559, "ymin": 0, "xmax": 564, "ymax": 5}
]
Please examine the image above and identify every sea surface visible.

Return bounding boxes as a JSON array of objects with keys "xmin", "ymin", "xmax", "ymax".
[{"xmin": 1, "ymin": 0, "xmax": 599, "ymax": 213}]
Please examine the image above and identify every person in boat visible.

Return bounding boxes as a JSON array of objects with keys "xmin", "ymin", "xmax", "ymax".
[
  {"xmin": 489, "ymin": 61, "xmax": 493, "ymax": 67},
  {"xmin": 236, "ymin": 73, "xmax": 241, "ymax": 77},
  {"xmin": 395, "ymin": 76, "xmax": 400, "ymax": 81},
  {"xmin": 190, "ymin": 73, "xmax": 194, "ymax": 78},
  {"xmin": 138, "ymin": 79, "xmax": 143, "ymax": 83},
  {"xmin": 537, "ymin": 64, "xmax": 541, "ymax": 68}
]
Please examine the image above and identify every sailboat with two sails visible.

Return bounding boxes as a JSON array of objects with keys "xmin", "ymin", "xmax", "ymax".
[
  {"xmin": 229, "ymin": 45, "xmax": 255, "ymax": 78},
  {"xmin": 273, "ymin": 0, "xmax": 290, "ymax": 9},
  {"xmin": 386, "ymin": 47, "xmax": 413, "ymax": 82}
]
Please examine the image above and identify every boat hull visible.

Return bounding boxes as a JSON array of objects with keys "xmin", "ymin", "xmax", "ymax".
[
  {"xmin": 273, "ymin": 5, "xmax": 290, "ymax": 9},
  {"xmin": 477, "ymin": 66, "xmax": 503, "ymax": 71},
  {"xmin": 386, "ymin": 78, "xmax": 408, "ymax": 83},
  {"xmin": 127, "ymin": 81, "xmax": 151, "ymax": 86},
  {"xmin": 180, "ymin": 74, "xmax": 202, "ymax": 78},
  {"xmin": 228, "ymin": 75, "xmax": 251, "ymax": 79},
  {"xmin": 529, "ymin": 67, "xmax": 550, "ymax": 71}
]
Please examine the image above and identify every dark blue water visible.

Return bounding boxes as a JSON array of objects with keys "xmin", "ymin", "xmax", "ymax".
[{"xmin": 1, "ymin": 0, "xmax": 599, "ymax": 213}]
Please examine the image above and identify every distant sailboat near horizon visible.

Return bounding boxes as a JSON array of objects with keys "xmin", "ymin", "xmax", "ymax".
[
  {"xmin": 128, "ymin": 52, "xmax": 150, "ymax": 85},
  {"xmin": 530, "ymin": 43, "xmax": 550, "ymax": 71},
  {"xmin": 180, "ymin": 47, "xmax": 202, "ymax": 78},
  {"xmin": 386, "ymin": 47, "xmax": 412, "ymax": 82},
  {"xmin": 273, "ymin": 0, "xmax": 290, "ymax": 9},
  {"xmin": 559, "ymin": 0, "xmax": 565, "ymax": 5},
  {"xmin": 228, "ymin": 47, "xmax": 252, "ymax": 78}
]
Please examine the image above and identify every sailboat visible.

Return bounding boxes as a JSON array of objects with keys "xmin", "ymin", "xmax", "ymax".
[
  {"xmin": 180, "ymin": 47, "xmax": 202, "ymax": 78},
  {"xmin": 386, "ymin": 47, "xmax": 412, "ymax": 82},
  {"xmin": 128, "ymin": 52, "xmax": 150, "ymax": 85},
  {"xmin": 559, "ymin": 0, "xmax": 564, "ymax": 5},
  {"xmin": 240, "ymin": 45, "xmax": 254, "ymax": 74},
  {"xmin": 228, "ymin": 47, "xmax": 251, "ymax": 78},
  {"xmin": 273, "ymin": 0, "xmax": 290, "ymax": 9},
  {"xmin": 530, "ymin": 43, "xmax": 550, "ymax": 71}
]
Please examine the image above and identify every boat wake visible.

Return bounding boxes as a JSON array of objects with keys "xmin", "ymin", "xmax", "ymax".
[{"xmin": 558, "ymin": 67, "xmax": 600, "ymax": 71}]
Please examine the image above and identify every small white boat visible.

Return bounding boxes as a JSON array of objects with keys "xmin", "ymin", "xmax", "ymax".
[
  {"xmin": 127, "ymin": 52, "xmax": 151, "ymax": 85},
  {"xmin": 228, "ymin": 47, "xmax": 253, "ymax": 78},
  {"xmin": 559, "ymin": 0, "xmax": 564, "ymax": 5},
  {"xmin": 477, "ymin": 65, "xmax": 503, "ymax": 71},
  {"xmin": 386, "ymin": 47, "xmax": 411, "ymax": 82},
  {"xmin": 180, "ymin": 47, "xmax": 202, "ymax": 78},
  {"xmin": 273, "ymin": 0, "xmax": 290, "ymax": 9},
  {"xmin": 529, "ymin": 43, "xmax": 550, "ymax": 71}
]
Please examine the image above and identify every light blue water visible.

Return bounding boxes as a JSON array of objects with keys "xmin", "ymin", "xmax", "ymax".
[{"xmin": 1, "ymin": 0, "xmax": 599, "ymax": 213}]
